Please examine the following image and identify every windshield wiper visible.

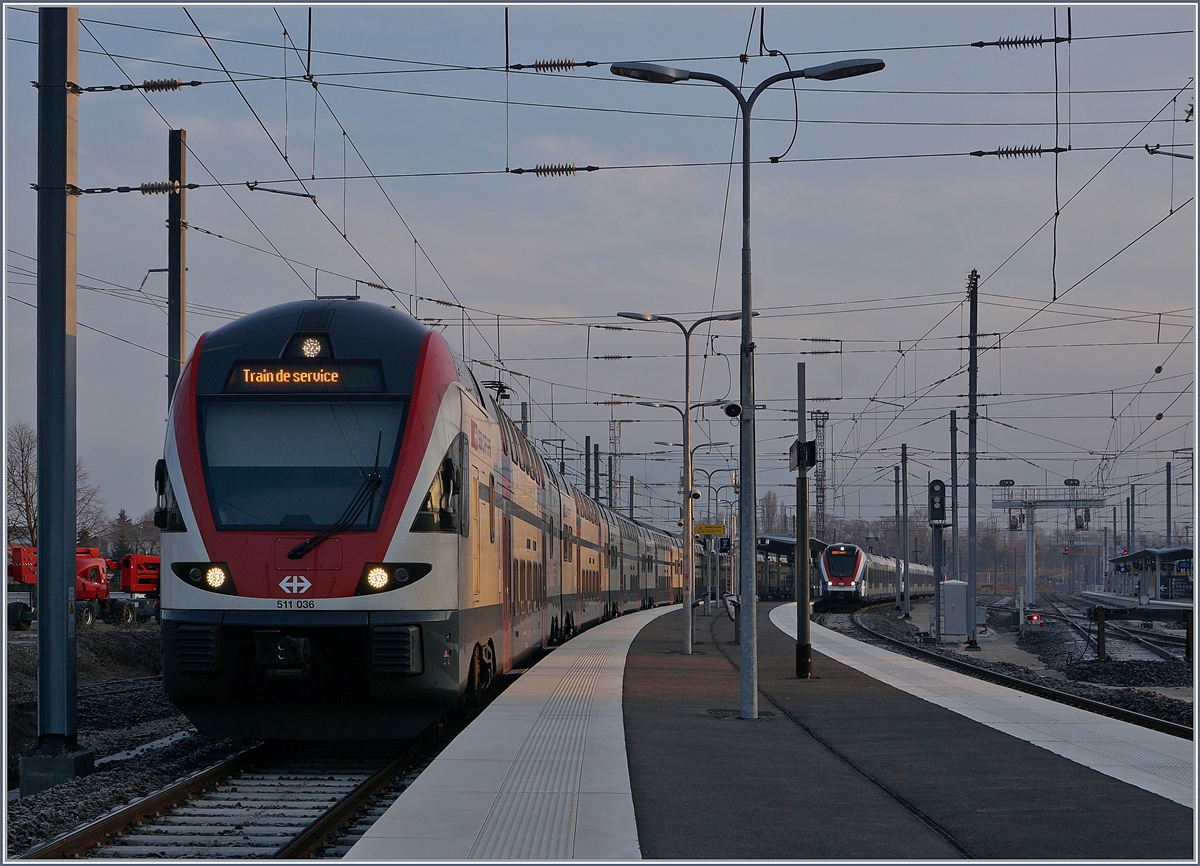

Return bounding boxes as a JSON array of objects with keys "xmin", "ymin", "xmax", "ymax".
[
  {"xmin": 287, "ymin": 471, "xmax": 382, "ymax": 560},
  {"xmin": 289, "ymin": 431, "xmax": 385, "ymax": 561}
]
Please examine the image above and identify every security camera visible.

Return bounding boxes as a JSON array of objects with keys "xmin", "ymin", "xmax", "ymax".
[
  {"xmin": 723, "ymin": 401, "xmax": 742, "ymax": 418},
  {"xmin": 690, "ymin": 490, "xmax": 702, "ymax": 500}
]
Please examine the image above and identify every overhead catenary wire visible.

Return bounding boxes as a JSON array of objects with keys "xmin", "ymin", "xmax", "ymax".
[{"xmin": 75, "ymin": 18, "xmax": 316, "ymax": 296}]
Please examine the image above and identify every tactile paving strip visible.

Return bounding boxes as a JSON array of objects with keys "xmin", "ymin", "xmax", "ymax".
[{"xmin": 468, "ymin": 643, "xmax": 612, "ymax": 859}]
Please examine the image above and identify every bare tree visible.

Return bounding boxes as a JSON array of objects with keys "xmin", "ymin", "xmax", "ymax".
[
  {"xmin": 132, "ymin": 509, "xmax": 161, "ymax": 555},
  {"xmin": 5, "ymin": 420, "xmax": 107, "ymax": 546},
  {"xmin": 759, "ymin": 490, "xmax": 780, "ymax": 535},
  {"xmin": 6, "ymin": 422, "xmax": 38, "ymax": 545}
]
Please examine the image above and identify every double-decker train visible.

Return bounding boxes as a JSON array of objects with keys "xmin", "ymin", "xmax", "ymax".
[
  {"xmin": 818, "ymin": 542, "xmax": 935, "ymax": 602},
  {"xmin": 157, "ymin": 299, "xmax": 682, "ymax": 739}
]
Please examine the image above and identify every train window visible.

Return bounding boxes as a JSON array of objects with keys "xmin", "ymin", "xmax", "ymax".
[
  {"xmin": 457, "ymin": 436, "xmax": 470, "ymax": 538},
  {"xmin": 412, "ymin": 435, "xmax": 466, "ymax": 533},
  {"xmin": 563, "ymin": 524, "xmax": 574, "ymax": 562},
  {"xmin": 201, "ymin": 400, "xmax": 404, "ymax": 531},
  {"xmin": 488, "ymin": 474, "xmax": 496, "ymax": 543}
]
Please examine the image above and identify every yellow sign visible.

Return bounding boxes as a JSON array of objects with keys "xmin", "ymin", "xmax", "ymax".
[{"xmin": 695, "ymin": 523, "xmax": 727, "ymax": 536}]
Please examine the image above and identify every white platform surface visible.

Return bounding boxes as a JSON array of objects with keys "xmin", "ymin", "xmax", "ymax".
[
  {"xmin": 345, "ymin": 606, "xmax": 674, "ymax": 861},
  {"xmin": 771, "ymin": 603, "xmax": 1195, "ymax": 807}
]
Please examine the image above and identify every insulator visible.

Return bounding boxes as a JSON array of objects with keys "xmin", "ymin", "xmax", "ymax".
[
  {"xmin": 995, "ymin": 145, "xmax": 1045, "ymax": 159},
  {"xmin": 533, "ymin": 163, "xmax": 577, "ymax": 178},
  {"xmin": 142, "ymin": 78, "xmax": 182, "ymax": 92},
  {"xmin": 998, "ymin": 34, "xmax": 1044, "ymax": 49},
  {"xmin": 364, "ymin": 281, "xmax": 388, "ymax": 291},
  {"xmin": 532, "ymin": 58, "xmax": 576, "ymax": 73},
  {"xmin": 140, "ymin": 181, "xmax": 179, "ymax": 195}
]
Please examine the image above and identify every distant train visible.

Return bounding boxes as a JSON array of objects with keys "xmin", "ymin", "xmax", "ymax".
[
  {"xmin": 157, "ymin": 298, "xmax": 683, "ymax": 740},
  {"xmin": 818, "ymin": 542, "xmax": 934, "ymax": 602}
]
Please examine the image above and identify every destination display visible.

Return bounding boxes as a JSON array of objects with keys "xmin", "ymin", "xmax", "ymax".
[{"xmin": 224, "ymin": 360, "xmax": 385, "ymax": 393}]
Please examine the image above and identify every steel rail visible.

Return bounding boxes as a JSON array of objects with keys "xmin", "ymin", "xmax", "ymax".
[
  {"xmin": 273, "ymin": 727, "xmax": 439, "ymax": 858},
  {"xmin": 18, "ymin": 743, "xmax": 270, "ymax": 859},
  {"xmin": 849, "ymin": 605, "xmax": 1193, "ymax": 741},
  {"xmin": 1044, "ymin": 595, "xmax": 1181, "ymax": 661}
]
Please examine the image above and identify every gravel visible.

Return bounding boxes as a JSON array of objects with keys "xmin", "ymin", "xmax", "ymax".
[
  {"xmin": 855, "ymin": 607, "xmax": 1193, "ymax": 728},
  {"xmin": 5, "ymin": 733, "xmax": 248, "ymax": 858}
]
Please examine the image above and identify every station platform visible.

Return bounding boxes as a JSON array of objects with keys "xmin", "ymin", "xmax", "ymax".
[{"xmin": 347, "ymin": 602, "xmax": 1194, "ymax": 860}]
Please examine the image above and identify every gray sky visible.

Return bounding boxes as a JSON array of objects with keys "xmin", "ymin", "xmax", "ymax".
[{"xmin": 4, "ymin": 4, "xmax": 1196, "ymax": 540}]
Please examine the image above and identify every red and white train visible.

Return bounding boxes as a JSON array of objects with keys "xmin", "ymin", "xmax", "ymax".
[
  {"xmin": 818, "ymin": 542, "xmax": 935, "ymax": 602},
  {"xmin": 158, "ymin": 299, "xmax": 683, "ymax": 739}
]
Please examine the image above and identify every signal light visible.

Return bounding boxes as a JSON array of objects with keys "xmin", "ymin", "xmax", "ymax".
[
  {"xmin": 1026, "ymin": 613, "xmax": 1042, "ymax": 623},
  {"xmin": 1063, "ymin": 545, "xmax": 1069, "ymax": 556}
]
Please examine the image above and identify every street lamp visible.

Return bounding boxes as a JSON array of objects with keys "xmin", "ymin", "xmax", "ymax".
[
  {"xmin": 622, "ymin": 309, "xmax": 739, "ymax": 655},
  {"xmin": 612, "ymin": 54, "xmax": 884, "ymax": 719},
  {"xmin": 663, "ymin": 445, "xmax": 731, "ymax": 616},
  {"xmin": 635, "ymin": 394, "xmax": 727, "ymax": 655}
]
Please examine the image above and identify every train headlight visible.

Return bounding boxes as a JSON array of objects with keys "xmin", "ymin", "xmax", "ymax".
[
  {"xmin": 365, "ymin": 567, "xmax": 390, "ymax": 590},
  {"xmin": 205, "ymin": 566, "xmax": 228, "ymax": 589},
  {"xmin": 356, "ymin": 562, "xmax": 432, "ymax": 595},
  {"xmin": 301, "ymin": 337, "xmax": 323, "ymax": 358},
  {"xmin": 172, "ymin": 562, "xmax": 237, "ymax": 595}
]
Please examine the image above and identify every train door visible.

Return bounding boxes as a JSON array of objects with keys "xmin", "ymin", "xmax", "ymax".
[
  {"xmin": 576, "ymin": 515, "xmax": 585, "ymax": 623},
  {"xmin": 500, "ymin": 489, "xmax": 513, "ymax": 672}
]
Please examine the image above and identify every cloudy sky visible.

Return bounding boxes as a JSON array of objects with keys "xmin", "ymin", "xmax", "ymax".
[{"xmin": 4, "ymin": 3, "xmax": 1195, "ymax": 542}]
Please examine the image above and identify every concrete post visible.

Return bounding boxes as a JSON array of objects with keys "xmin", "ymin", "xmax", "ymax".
[{"xmin": 26, "ymin": 6, "xmax": 94, "ymax": 797}]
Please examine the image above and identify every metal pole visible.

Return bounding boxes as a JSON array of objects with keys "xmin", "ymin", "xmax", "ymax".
[
  {"xmin": 950, "ymin": 410, "xmax": 959, "ymax": 580},
  {"xmin": 629, "ymin": 475, "xmax": 634, "ymax": 519},
  {"xmin": 894, "ymin": 466, "xmax": 902, "ymax": 609},
  {"xmin": 796, "ymin": 363, "xmax": 812, "ymax": 677},
  {"xmin": 735, "ymin": 88, "xmax": 758, "ymax": 720},
  {"xmin": 1129, "ymin": 485, "xmax": 1135, "ymax": 550},
  {"xmin": 167, "ymin": 129, "xmax": 187, "ymax": 406},
  {"xmin": 933, "ymin": 524, "xmax": 943, "ymax": 643},
  {"xmin": 584, "ymin": 436, "xmax": 591, "ymax": 497},
  {"xmin": 594, "ymin": 444, "xmax": 601, "ymax": 506},
  {"xmin": 902, "ymin": 443, "xmax": 910, "ymax": 619},
  {"xmin": 682, "ymin": 333, "xmax": 694, "ymax": 654},
  {"xmin": 607, "ymin": 454, "xmax": 614, "ymax": 508},
  {"xmin": 29, "ymin": 6, "xmax": 92, "ymax": 794},
  {"xmin": 966, "ymin": 268, "xmax": 979, "ymax": 645},
  {"xmin": 1166, "ymin": 462, "xmax": 1172, "ymax": 547},
  {"xmin": 520, "ymin": 400, "xmax": 528, "ymax": 436},
  {"xmin": 1026, "ymin": 504, "xmax": 1035, "ymax": 603}
]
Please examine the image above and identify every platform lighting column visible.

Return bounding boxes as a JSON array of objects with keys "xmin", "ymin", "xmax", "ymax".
[
  {"xmin": 902, "ymin": 444, "xmax": 911, "ymax": 618},
  {"xmin": 796, "ymin": 363, "xmax": 812, "ymax": 677},
  {"xmin": 610, "ymin": 55, "xmax": 884, "ymax": 719},
  {"xmin": 966, "ymin": 268, "xmax": 979, "ymax": 646},
  {"xmin": 621, "ymin": 311, "xmax": 737, "ymax": 656}
]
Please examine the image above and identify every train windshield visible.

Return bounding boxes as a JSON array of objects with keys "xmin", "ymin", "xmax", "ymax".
[
  {"xmin": 201, "ymin": 400, "xmax": 405, "ymax": 530},
  {"xmin": 826, "ymin": 546, "xmax": 860, "ymax": 577}
]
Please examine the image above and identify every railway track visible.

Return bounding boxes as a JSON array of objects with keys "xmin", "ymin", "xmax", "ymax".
[
  {"xmin": 9, "ymin": 676, "xmax": 164, "ymax": 710},
  {"xmin": 1041, "ymin": 594, "xmax": 1186, "ymax": 661},
  {"xmin": 17, "ymin": 731, "xmax": 442, "ymax": 859},
  {"xmin": 841, "ymin": 604, "xmax": 1193, "ymax": 741}
]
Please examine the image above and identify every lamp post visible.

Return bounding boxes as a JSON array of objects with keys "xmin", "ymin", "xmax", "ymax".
[
  {"xmin": 678, "ymin": 452, "xmax": 732, "ymax": 615},
  {"xmin": 636, "ymin": 397, "xmax": 726, "ymax": 654},
  {"xmin": 612, "ymin": 55, "xmax": 885, "ymax": 718}
]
